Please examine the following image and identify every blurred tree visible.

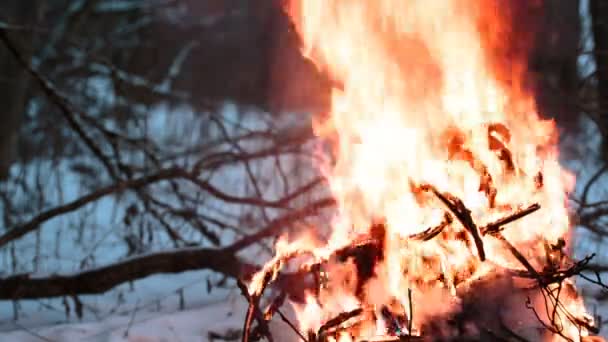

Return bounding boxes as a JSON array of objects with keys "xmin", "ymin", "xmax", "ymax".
[
  {"xmin": 590, "ymin": 0, "xmax": 608, "ymax": 155},
  {"xmin": 0, "ymin": 0, "xmax": 329, "ymax": 179},
  {"xmin": 532, "ymin": 0, "xmax": 582, "ymax": 133},
  {"xmin": 0, "ymin": 1, "xmax": 40, "ymax": 179},
  {"xmin": 0, "ymin": 0, "xmax": 332, "ymax": 305}
]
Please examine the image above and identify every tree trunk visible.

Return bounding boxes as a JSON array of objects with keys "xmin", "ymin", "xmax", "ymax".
[
  {"xmin": 0, "ymin": 2, "xmax": 41, "ymax": 180},
  {"xmin": 590, "ymin": 0, "xmax": 608, "ymax": 160},
  {"xmin": 530, "ymin": 0, "xmax": 581, "ymax": 133}
]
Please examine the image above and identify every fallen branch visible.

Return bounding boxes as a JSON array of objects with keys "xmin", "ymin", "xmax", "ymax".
[
  {"xmin": 0, "ymin": 247, "xmax": 246, "ymax": 300},
  {"xmin": 0, "ymin": 195, "xmax": 333, "ymax": 301}
]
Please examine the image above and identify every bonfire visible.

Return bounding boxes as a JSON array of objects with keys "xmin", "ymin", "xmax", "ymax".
[{"xmin": 241, "ymin": 1, "xmax": 605, "ymax": 341}]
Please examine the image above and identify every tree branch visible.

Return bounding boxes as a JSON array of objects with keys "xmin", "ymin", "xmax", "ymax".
[
  {"xmin": 0, "ymin": 247, "xmax": 246, "ymax": 300},
  {"xmin": 577, "ymin": 163, "xmax": 608, "ymax": 216},
  {"xmin": 0, "ymin": 196, "xmax": 335, "ymax": 300},
  {"xmin": 584, "ymin": 264, "xmax": 608, "ymax": 273},
  {"xmin": 0, "ymin": 168, "xmax": 323, "ymax": 249},
  {"xmin": 225, "ymin": 197, "xmax": 336, "ymax": 253},
  {"xmin": 0, "ymin": 167, "xmax": 185, "ymax": 248},
  {"xmin": 0, "ymin": 27, "xmax": 119, "ymax": 180}
]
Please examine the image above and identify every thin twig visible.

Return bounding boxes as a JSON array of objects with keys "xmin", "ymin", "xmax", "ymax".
[
  {"xmin": 577, "ymin": 164, "xmax": 608, "ymax": 216},
  {"xmin": 237, "ymin": 280, "xmax": 256, "ymax": 342},
  {"xmin": 123, "ymin": 299, "xmax": 140, "ymax": 338},
  {"xmin": 0, "ymin": 167, "xmax": 185, "ymax": 248},
  {"xmin": 12, "ymin": 322, "xmax": 56, "ymax": 342},
  {"xmin": 225, "ymin": 197, "xmax": 336, "ymax": 253},
  {"xmin": 276, "ymin": 308, "xmax": 309, "ymax": 342},
  {"xmin": 0, "ymin": 166, "xmax": 318, "ymax": 248}
]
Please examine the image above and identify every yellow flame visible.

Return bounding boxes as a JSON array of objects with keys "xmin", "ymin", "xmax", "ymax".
[{"xmin": 255, "ymin": 0, "xmax": 594, "ymax": 340}]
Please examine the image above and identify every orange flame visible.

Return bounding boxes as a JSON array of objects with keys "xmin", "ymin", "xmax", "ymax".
[{"xmin": 254, "ymin": 1, "xmax": 594, "ymax": 340}]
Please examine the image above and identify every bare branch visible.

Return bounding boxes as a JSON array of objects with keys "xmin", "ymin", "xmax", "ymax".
[
  {"xmin": 0, "ymin": 167, "xmax": 185, "ymax": 248},
  {"xmin": 225, "ymin": 197, "xmax": 336, "ymax": 253},
  {"xmin": 577, "ymin": 163, "xmax": 608, "ymax": 216},
  {"xmin": 0, "ymin": 168, "xmax": 322, "ymax": 248},
  {"xmin": 0, "ymin": 27, "xmax": 119, "ymax": 180},
  {"xmin": 0, "ymin": 247, "xmax": 246, "ymax": 300}
]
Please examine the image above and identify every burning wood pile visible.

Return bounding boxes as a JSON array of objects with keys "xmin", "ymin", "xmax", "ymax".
[
  {"xmin": 240, "ymin": 194, "xmax": 601, "ymax": 341},
  {"xmin": 239, "ymin": 1, "xmax": 606, "ymax": 341}
]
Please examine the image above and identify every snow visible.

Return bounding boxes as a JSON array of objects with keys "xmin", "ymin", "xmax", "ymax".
[
  {"xmin": 0, "ymin": 295, "xmax": 248, "ymax": 342},
  {"xmin": 0, "ymin": 292, "xmax": 304, "ymax": 342}
]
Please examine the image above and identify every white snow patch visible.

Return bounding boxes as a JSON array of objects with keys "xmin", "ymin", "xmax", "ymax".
[{"xmin": 0, "ymin": 296, "xmax": 248, "ymax": 342}]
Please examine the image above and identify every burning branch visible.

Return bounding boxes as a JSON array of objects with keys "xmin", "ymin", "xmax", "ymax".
[
  {"xmin": 237, "ymin": 280, "xmax": 273, "ymax": 342},
  {"xmin": 317, "ymin": 308, "xmax": 363, "ymax": 338},
  {"xmin": 276, "ymin": 309, "xmax": 309, "ymax": 342},
  {"xmin": 239, "ymin": 193, "xmax": 607, "ymax": 341},
  {"xmin": 408, "ymin": 212, "xmax": 453, "ymax": 241},
  {"xmin": 480, "ymin": 204, "xmax": 541, "ymax": 236},
  {"xmin": 494, "ymin": 233, "xmax": 541, "ymax": 278},
  {"xmin": 420, "ymin": 184, "xmax": 486, "ymax": 261}
]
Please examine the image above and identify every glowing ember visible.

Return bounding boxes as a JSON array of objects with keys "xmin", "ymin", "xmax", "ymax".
[{"xmin": 250, "ymin": 1, "xmax": 598, "ymax": 341}]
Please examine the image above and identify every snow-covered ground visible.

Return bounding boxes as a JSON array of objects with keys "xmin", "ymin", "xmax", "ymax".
[
  {"xmin": 0, "ymin": 287, "xmax": 304, "ymax": 342},
  {"xmin": 0, "ymin": 294, "xmax": 248, "ymax": 342}
]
